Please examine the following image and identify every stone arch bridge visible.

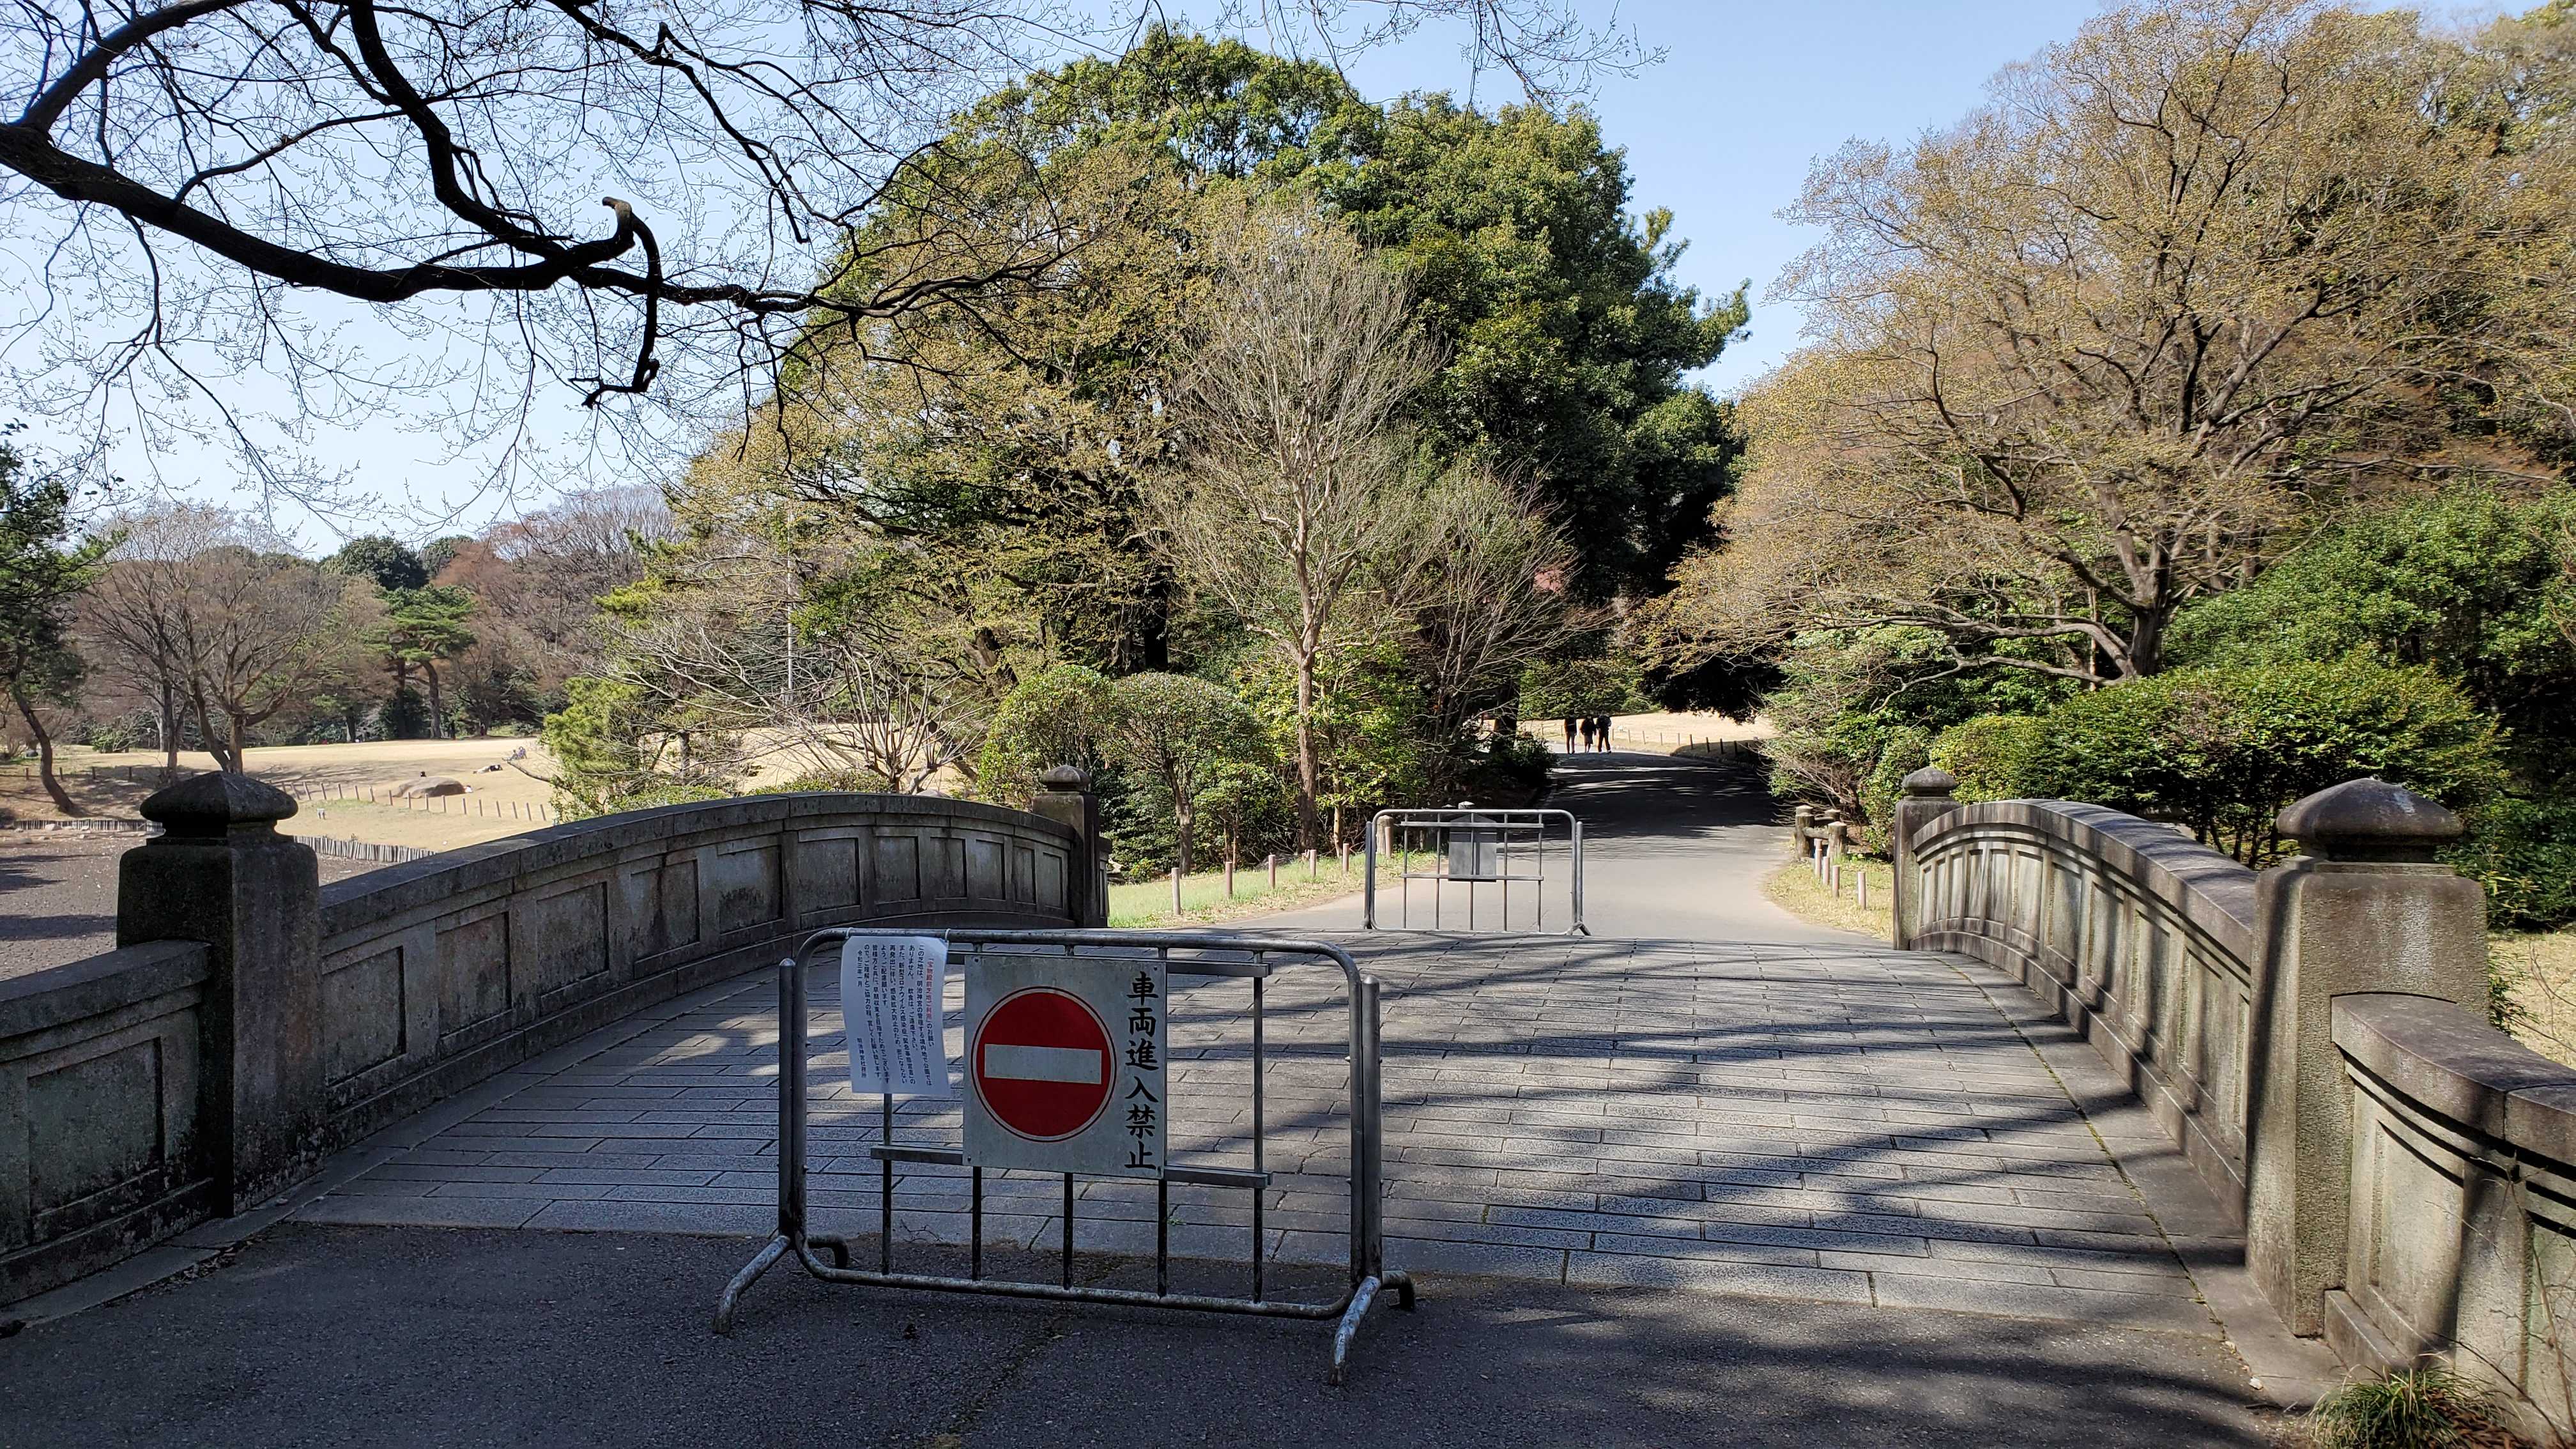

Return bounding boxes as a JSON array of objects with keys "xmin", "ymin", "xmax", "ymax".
[{"xmin": 0, "ymin": 751, "xmax": 2561, "ymax": 1446}]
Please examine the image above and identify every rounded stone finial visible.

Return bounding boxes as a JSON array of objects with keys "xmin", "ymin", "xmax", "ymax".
[
  {"xmin": 1037, "ymin": 765, "xmax": 1089, "ymax": 791},
  {"xmin": 1901, "ymin": 766, "xmax": 1958, "ymax": 797},
  {"xmin": 2276, "ymin": 778, "xmax": 2462, "ymax": 863},
  {"xmin": 139, "ymin": 770, "xmax": 297, "ymax": 837}
]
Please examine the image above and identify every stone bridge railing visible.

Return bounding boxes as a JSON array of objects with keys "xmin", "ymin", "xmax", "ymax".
[
  {"xmin": 1, "ymin": 771, "xmax": 1105, "ymax": 1307},
  {"xmin": 1894, "ymin": 770, "xmax": 2576, "ymax": 1438}
]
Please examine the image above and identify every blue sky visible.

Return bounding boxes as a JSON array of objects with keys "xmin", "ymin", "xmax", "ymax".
[{"xmin": 1327, "ymin": 0, "xmax": 2111, "ymax": 394}]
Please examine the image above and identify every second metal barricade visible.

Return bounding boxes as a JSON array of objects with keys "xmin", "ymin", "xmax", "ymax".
[{"xmin": 1363, "ymin": 806, "xmax": 1587, "ymax": 935}]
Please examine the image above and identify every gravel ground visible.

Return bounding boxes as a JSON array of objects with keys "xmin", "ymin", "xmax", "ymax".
[{"xmin": 1, "ymin": 832, "xmax": 374, "ymax": 980}]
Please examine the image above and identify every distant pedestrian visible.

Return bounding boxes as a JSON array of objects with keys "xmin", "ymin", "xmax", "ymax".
[
  {"xmin": 1593, "ymin": 715, "xmax": 1613, "ymax": 752},
  {"xmin": 1561, "ymin": 717, "xmax": 1577, "ymax": 751},
  {"xmin": 1577, "ymin": 717, "xmax": 1595, "ymax": 751}
]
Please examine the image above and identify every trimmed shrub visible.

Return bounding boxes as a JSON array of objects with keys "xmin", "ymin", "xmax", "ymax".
[
  {"xmin": 2020, "ymin": 659, "xmax": 2504, "ymax": 864},
  {"xmin": 977, "ymin": 663, "xmax": 1116, "ymax": 805},
  {"xmin": 1928, "ymin": 714, "xmax": 2046, "ymax": 803},
  {"xmin": 1857, "ymin": 726, "xmax": 1933, "ymax": 852},
  {"xmin": 2448, "ymin": 793, "xmax": 2576, "ymax": 931}
]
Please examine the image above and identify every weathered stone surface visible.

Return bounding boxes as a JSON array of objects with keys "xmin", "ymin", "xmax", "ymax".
[
  {"xmin": 392, "ymin": 776, "xmax": 466, "ymax": 799},
  {"xmin": 120, "ymin": 772, "xmax": 323, "ymax": 1218},
  {"xmin": 0, "ymin": 939, "xmax": 211, "ymax": 1303},
  {"xmin": 2276, "ymin": 778, "xmax": 2463, "ymax": 863},
  {"xmin": 139, "ymin": 771, "xmax": 296, "ymax": 834},
  {"xmin": 6, "ymin": 789, "xmax": 1090, "ymax": 1309},
  {"xmin": 2327, "ymin": 993, "xmax": 2576, "ymax": 1443},
  {"xmin": 298, "ymin": 934, "xmax": 2217, "ymax": 1336}
]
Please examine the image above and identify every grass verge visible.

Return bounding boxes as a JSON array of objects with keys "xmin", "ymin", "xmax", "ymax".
[
  {"xmin": 1763, "ymin": 857, "xmax": 1895, "ymax": 941},
  {"xmin": 1107, "ymin": 858, "xmax": 1361, "ymax": 928}
]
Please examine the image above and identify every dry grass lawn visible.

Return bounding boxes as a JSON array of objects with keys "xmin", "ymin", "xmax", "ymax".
[
  {"xmin": 1764, "ymin": 857, "xmax": 1894, "ymax": 940},
  {"xmin": 3, "ymin": 738, "xmax": 565, "ymax": 851},
  {"xmin": 2500, "ymin": 930, "xmax": 2576, "ymax": 1070},
  {"xmin": 1, "ymin": 732, "xmax": 921, "ymax": 853}
]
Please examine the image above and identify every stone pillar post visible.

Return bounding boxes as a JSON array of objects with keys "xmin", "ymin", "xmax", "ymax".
[
  {"xmin": 116, "ymin": 772, "xmax": 322, "ymax": 1215},
  {"xmin": 1031, "ymin": 765, "xmax": 1107, "ymax": 928},
  {"xmin": 1889, "ymin": 767, "xmax": 1959, "ymax": 950},
  {"xmin": 1789, "ymin": 804, "xmax": 1814, "ymax": 862},
  {"xmin": 2246, "ymin": 778, "xmax": 2488, "ymax": 1336},
  {"xmin": 1824, "ymin": 819, "xmax": 1848, "ymax": 895}
]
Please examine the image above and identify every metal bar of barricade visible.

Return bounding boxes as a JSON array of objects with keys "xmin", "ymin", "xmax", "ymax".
[
  {"xmin": 714, "ymin": 926, "xmax": 1413, "ymax": 1384},
  {"xmin": 1359, "ymin": 808, "xmax": 1587, "ymax": 935}
]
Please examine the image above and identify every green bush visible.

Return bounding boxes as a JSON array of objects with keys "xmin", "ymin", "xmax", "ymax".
[
  {"xmin": 1928, "ymin": 714, "xmax": 2046, "ymax": 802},
  {"xmin": 1859, "ymin": 726, "xmax": 1933, "ymax": 844},
  {"xmin": 79, "ymin": 711, "xmax": 154, "ymax": 753},
  {"xmin": 977, "ymin": 663, "xmax": 1115, "ymax": 804},
  {"xmin": 2020, "ymin": 659, "xmax": 2504, "ymax": 863},
  {"xmin": 2448, "ymin": 793, "xmax": 2576, "ymax": 931},
  {"xmin": 756, "ymin": 767, "xmax": 890, "ymax": 794},
  {"xmin": 2172, "ymin": 487, "xmax": 2576, "ymax": 774},
  {"xmin": 1469, "ymin": 731, "xmax": 1555, "ymax": 801}
]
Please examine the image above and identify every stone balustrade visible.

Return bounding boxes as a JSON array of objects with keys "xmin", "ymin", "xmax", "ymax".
[
  {"xmin": 1, "ymin": 772, "xmax": 1105, "ymax": 1305},
  {"xmin": 1895, "ymin": 769, "xmax": 2576, "ymax": 1435},
  {"xmin": 1896, "ymin": 788, "xmax": 2263, "ymax": 1209},
  {"xmin": 2326, "ymin": 992, "xmax": 2576, "ymax": 1440},
  {"xmin": 0, "ymin": 941, "xmax": 215, "ymax": 1305}
]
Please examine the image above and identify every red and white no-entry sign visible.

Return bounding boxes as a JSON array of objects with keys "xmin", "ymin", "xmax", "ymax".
[
  {"xmin": 961, "ymin": 953, "xmax": 1166, "ymax": 1178},
  {"xmin": 972, "ymin": 988, "xmax": 1113, "ymax": 1142}
]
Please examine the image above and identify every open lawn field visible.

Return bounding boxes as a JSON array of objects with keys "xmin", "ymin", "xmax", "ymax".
[{"xmin": 1, "ymin": 738, "xmax": 567, "ymax": 852}]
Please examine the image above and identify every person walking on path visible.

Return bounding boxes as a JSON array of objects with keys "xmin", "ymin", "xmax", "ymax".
[
  {"xmin": 1562, "ymin": 717, "xmax": 1577, "ymax": 752},
  {"xmin": 1593, "ymin": 714, "xmax": 1613, "ymax": 751}
]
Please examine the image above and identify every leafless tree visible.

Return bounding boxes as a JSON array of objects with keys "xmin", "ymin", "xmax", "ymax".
[
  {"xmin": 180, "ymin": 548, "xmax": 370, "ymax": 765},
  {"xmin": 1, "ymin": 0, "xmax": 1646, "ymax": 516},
  {"xmin": 77, "ymin": 503, "xmax": 229, "ymax": 767},
  {"xmin": 1395, "ymin": 463, "xmax": 1581, "ymax": 759},
  {"xmin": 79, "ymin": 505, "xmax": 366, "ymax": 767},
  {"xmin": 1153, "ymin": 196, "xmax": 1438, "ymax": 848},
  {"xmin": 594, "ymin": 526, "xmax": 1000, "ymax": 793}
]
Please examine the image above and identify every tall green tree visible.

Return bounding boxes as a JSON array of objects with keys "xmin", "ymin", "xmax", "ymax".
[
  {"xmin": 709, "ymin": 30, "xmax": 1745, "ymax": 671},
  {"xmin": 374, "ymin": 585, "xmax": 478, "ymax": 739},
  {"xmin": 0, "ymin": 434, "xmax": 107, "ymax": 814},
  {"xmin": 327, "ymin": 536, "xmax": 429, "ymax": 592},
  {"xmin": 1321, "ymin": 95, "xmax": 1747, "ymax": 598}
]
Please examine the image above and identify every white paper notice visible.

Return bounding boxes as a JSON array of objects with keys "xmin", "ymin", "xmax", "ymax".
[{"xmin": 840, "ymin": 935, "xmax": 954, "ymax": 1098}]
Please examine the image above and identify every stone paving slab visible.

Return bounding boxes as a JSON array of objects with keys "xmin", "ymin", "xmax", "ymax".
[{"xmin": 293, "ymin": 932, "xmax": 2226, "ymax": 1337}]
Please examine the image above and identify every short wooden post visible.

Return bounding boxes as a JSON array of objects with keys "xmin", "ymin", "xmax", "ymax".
[
  {"xmin": 1225, "ymin": 858, "xmax": 1236, "ymax": 898},
  {"xmin": 1267, "ymin": 854, "xmax": 1278, "ymax": 889},
  {"xmin": 1170, "ymin": 865, "xmax": 1182, "ymax": 915}
]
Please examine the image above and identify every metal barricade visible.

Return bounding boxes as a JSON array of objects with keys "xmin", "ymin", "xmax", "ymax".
[
  {"xmin": 1363, "ymin": 807, "xmax": 1587, "ymax": 935},
  {"xmin": 712, "ymin": 926, "xmax": 1414, "ymax": 1384}
]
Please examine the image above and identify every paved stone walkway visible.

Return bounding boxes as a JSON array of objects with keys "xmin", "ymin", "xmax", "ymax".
[{"xmin": 298, "ymin": 929, "xmax": 2218, "ymax": 1337}]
